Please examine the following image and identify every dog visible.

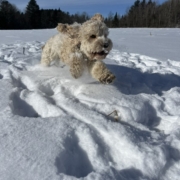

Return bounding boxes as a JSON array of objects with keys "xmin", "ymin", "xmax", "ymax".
[{"xmin": 41, "ymin": 14, "xmax": 115, "ymax": 84}]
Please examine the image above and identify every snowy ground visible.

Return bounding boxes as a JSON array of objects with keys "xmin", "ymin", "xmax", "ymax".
[{"xmin": 0, "ymin": 28, "xmax": 180, "ymax": 180}]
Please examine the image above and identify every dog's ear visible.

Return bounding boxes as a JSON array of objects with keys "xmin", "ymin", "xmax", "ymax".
[
  {"xmin": 57, "ymin": 23, "xmax": 69, "ymax": 33},
  {"xmin": 91, "ymin": 14, "xmax": 104, "ymax": 22},
  {"xmin": 57, "ymin": 23, "xmax": 80, "ymax": 39}
]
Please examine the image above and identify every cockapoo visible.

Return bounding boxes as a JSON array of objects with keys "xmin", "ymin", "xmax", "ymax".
[{"xmin": 41, "ymin": 14, "xmax": 115, "ymax": 84}]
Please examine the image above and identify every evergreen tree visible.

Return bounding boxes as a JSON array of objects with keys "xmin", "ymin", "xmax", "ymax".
[
  {"xmin": 0, "ymin": 0, "xmax": 20, "ymax": 29},
  {"xmin": 141, "ymin": 0, "xmax": 146, "ymax": 7},
  {"xmin": 25, "ymin": 0, "xmax": 40, "ymax": 28},
  {"xmin": 25, "ymin": 0, "xmax": 39, "ymax": 15},
  {"xmin": 105, "ymin": 12, "xmax": 114, "ymax": 27},
  {"xmin": 112, "ymin": 13, "xmax": 119, "ymax": 27},
  {"xmin": 134, "ymin": 0, "xmax": 140, "ymax": 7},
  {"xmin": 148, "ymin": 0, "xmax": 152, "ymax": 5}
]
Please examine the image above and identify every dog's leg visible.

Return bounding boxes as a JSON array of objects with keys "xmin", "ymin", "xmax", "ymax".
[
  {"xmin": 41, "ymin": 48, "xmax": 52, "ymax": 66},
  {"xmin": 69, "ymin": 53, "xmax": 85, "ymax": 79},
  {"xmin": 41, "ymin": 57, "xmax": 51, "ymax": 66},
  {"xmin": 87, "ymin": 60, "xmax": 116, "ymax": 84}
]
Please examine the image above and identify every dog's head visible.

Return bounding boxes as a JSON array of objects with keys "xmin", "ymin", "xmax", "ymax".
[{"xmin": 79, "ymin": 14, "xmax": 113, "ymax": 61}]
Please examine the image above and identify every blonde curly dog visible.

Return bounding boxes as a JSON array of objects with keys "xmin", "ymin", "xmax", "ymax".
[{"xmin": 41, "ymin": 14, "xmax": 115, "ymax": 84}]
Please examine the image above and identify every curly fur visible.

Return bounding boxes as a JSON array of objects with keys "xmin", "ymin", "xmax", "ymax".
[{"xmin": 41, "ymin": 13, "xmax": 115, "ymax": 84}]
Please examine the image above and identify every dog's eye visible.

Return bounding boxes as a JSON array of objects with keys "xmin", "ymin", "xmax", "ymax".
[{"xmin": 90, "ymin": 35, "xmax": 96, "ymax": 39}]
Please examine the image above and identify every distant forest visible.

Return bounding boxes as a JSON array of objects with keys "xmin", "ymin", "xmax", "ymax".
[
  {"xmin": 107, "ymin": 0, "xmax": 180, "ymax": 27},
  {"xmin": 0, "ymin": 0, "xmax": 180, "ymax": 29}
]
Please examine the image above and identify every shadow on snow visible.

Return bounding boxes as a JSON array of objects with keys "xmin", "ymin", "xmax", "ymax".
[{"xmin": 107, "ymin": 64, "xmax": 180, "ymax": 95}]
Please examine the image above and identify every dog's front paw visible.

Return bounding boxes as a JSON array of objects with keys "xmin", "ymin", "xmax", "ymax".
[{"xmin": 99, "ymin": 73, "xmax": 116, "ymax": 84}]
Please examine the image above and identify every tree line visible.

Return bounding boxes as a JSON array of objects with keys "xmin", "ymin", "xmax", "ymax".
[
  {"xmin": 106, "ymin": 0, "xmax": 180, "ymax": 27},
  {"xmin": 0, "ymin": 0, "xmax": 180, "ymax": 29},
  {"xmin": 0, "ymin": 0, "xmax": 89, "ymax": 29}
]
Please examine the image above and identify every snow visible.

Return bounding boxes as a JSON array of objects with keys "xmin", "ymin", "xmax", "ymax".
[{"xmin": 0, "ymin": 28, "xmax": 180, "ymax": 180}]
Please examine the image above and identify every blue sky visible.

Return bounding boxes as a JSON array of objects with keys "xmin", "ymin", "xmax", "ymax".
[{"xmin": 8, "ymin": 0, "xmax": 167, "ymax": 17}]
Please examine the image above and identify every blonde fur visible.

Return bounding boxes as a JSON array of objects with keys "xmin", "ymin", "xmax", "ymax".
[{"xmin": 41, "ymin": 13, "xmax": 115, "ymax": 84}]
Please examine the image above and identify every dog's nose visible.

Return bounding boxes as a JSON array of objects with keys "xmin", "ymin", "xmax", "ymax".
[{"xmin": 104, "ymin": 43, "xmax": 109, "ymax": 48}]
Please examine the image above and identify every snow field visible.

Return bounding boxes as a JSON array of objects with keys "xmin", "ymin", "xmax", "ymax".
[{"xmin": 0, "ymin": 28, "xmax": 180, "ymax": 180}]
